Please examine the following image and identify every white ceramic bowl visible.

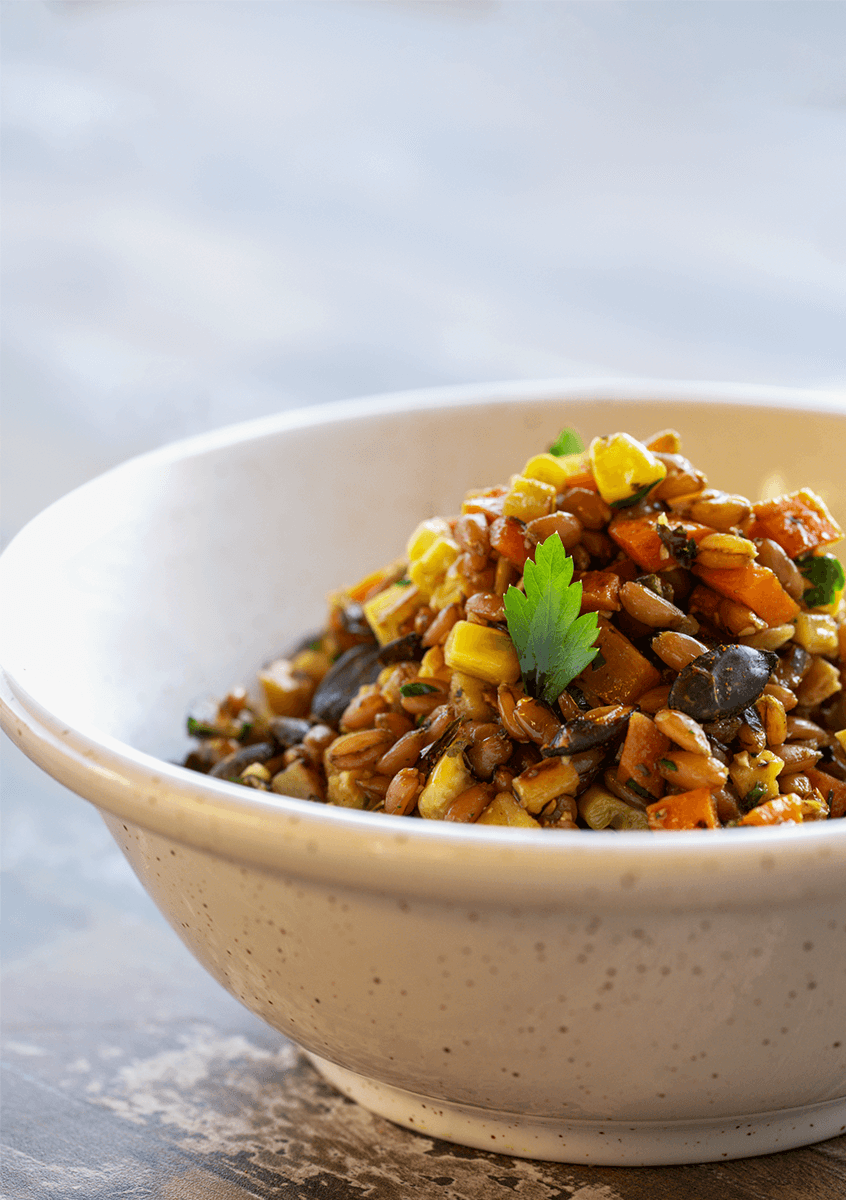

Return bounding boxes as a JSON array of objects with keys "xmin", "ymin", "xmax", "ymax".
[{"xmin": 2, "ymin": 379, "xmax": 845, "ymax": 1167}]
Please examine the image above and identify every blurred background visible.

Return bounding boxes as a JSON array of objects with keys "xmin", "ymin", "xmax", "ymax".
[
  {"xmin": 3, "ymin": 0, "xmax": 846, "ymax": 547},
  {"xmin": 2, "ymin": 4, "xmax": 845, "ymax": 1192}
]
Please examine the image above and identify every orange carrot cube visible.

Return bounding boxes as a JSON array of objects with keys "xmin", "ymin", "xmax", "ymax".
[
  {"xmin": 646, "ymin": 787, "xmax": 718, "ymax": 830},
  {"xmin": 747, "ymin": 489, "xmax": 843, "ymax": 558},
  {"xmin": 739, "ymin": 795, "xmax": 804, "ymax": 826},
  {"xmin": 692, "ymin": 561, "xmax": 800, "ymax": 626}
]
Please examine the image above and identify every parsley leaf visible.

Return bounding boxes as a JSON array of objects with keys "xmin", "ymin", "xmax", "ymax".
[
  {"xmin": 548, "ymin": 427, "xmax": 585, "ymax": 457},
  {"xmin": 796, "ymin": 553, "xmax": 845, "ymax": 608},
  {"xmin": 503, "ymin": 534, "xmax": 600, "ymax": 705}
]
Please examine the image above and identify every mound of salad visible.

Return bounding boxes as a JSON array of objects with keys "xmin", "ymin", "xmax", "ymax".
[{"xmin": 183, "ymin": 427, "xmax": 846, "ymax": 831}]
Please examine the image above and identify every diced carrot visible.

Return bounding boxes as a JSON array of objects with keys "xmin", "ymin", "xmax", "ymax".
[
  {"xmin": 687, "ymin": 583, "xmax": 723, "ymax": 626},
  {"xmin": 577, "ymin": 617, "xmax": 662, "ymax": 704},
  {"xmin": 739, "ymin": 794, "xmax": 804, "ymax": 826},
  {"xmin": 617, "ymin": 711, "xmax": 670, "ymax": 799},
  {"xmin": 636, "ymin": 683, "xmax": 673, "ymax": 714},
  {"xmin": 562, "ymin": 467, "xmax": 599, "ymax": 492},
  {"xmin": 804, "ymin": 767, "xmax": 846, "ymax": 820},
  {"xmin": 346, "ymin": 559, "xmax": 405, "ymax": 603},
  {"xmin": 692, "ymin": 561, "xmax": 800, "ymax": 626},
  {"xmin": 462, "ymin": 487, "xmax": 507, "ymax": 520},
  {"xmin": 646, "ymin": 787, "xmax": 718, "ymax": 830},
  {"xmin": 608, "ymin": 514, "xmax": 713, "ymax": 573},
  {"xmin": 605, "ymin": 557, "xmax": 640, "ymax": 584},
  {"xmin": 746, "ymin": 489, "xmax": 843, "ymax": 558},
  {"xmin": 489, "ymin": 515, "xmax": 534, "ymax": 569},
  {"xmin": 578, "ymin": 570, "xmax": 622, "ymax": 613}
]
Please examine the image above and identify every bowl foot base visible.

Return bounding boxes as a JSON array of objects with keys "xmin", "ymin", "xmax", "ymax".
[{"xmin": 306, "ymin": 1054, "xmax": 845, "ymax": 1166}]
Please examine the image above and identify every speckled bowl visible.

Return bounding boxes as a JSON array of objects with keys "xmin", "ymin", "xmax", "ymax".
[{"xmin": 2, "ymin": 379, "xmax": 845, "ymax": 1166}]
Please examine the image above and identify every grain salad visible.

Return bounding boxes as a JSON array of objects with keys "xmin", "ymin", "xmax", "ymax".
[{"xmin": 183, "ymin": 427, "xmax": 846, "ymax": 830}]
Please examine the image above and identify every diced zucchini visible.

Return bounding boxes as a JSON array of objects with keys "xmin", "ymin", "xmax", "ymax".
[{"xmin": 578, "ymin": 784, "xmax": 649, "ymax": 830}]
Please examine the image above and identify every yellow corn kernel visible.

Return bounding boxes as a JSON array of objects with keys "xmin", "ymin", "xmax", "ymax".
[
  {"xmin": 589, "ymin": 432, "xmax": 667, "ymax": 508},
  {"xmin": 522, "ymin": 453, "xmax": 568, "ymax": 489},
  {"xmin": 362, "ymin": 582, "xmax": 425, "ymax": 646},
  {"xmin": 417, "ymin": 742, "xmax": 474, "ymax": 820},
  {"xmin": 258, "ymin": 658, "xmax": 315, "ymax": 716},
  {"xmin": 476, "ymin": 791, "xmax": 540, "ymax": 827},
  {"xmin": 835, "ymin": 729, "xmax": 846, "ymax": 754},
  {"xmin": 502, "ymin": 474, "xmax": 557, "ymax": 522},
  {"xmin": 429, "ymin": 561, "xmax": 466, "ymax": 611},
  {"xmin": 520, "ymin": 452, "xmax": 573, "ymax": 490},
  {"xmin": 408, "ymin": 535, "xmax": 460, "ymax": 599},
  {"xmin": 291, "ymin": 647, "xmax": 333, "ymax": 681},
  {"xmin": 443, "ymin": 620, "xmax": 521, "ymax": 685},
  {"xmin": 326, "ymin": 769, "xmax": 368, "ymax": 809},
  {"xmin": 728, "ymin": 749, "xmax": 784, "ymax": 805},
  {"xmin": 418, "ymin": 645, "xmax": 451, "ymax": 681},
  {"xmin": 578, "ymin": 783, "xmax": 650, "ymax": 830},
  {"xmin": 792, "ymin": 612, "xmax": 839, "ymax": 657},
  {"xmin": 407, "ymin": 517, "xmax": 453, "ymax": 563}
]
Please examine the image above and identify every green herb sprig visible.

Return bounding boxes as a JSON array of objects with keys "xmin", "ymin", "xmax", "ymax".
[
  {"xmin": 503, "ymin": 534, "xmax": 600, "ymax": 705},
  {"xmin": 548, "ymin": 427, "xmax": 585, "ymax": 457}
]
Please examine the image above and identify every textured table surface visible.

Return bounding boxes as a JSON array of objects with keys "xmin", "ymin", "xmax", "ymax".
[{"xmin": 2, "ymin": 3, "xmax": 845, "ymax": 1197}]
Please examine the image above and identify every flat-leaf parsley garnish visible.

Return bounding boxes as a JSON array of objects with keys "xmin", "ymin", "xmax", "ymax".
[
  {"xmin": 503, "ymin": 533, "xmax": 600, "ymax": 705},
  {"xmin": 548, "ymin": 427, "xmax": 585, "ymax": 456}
]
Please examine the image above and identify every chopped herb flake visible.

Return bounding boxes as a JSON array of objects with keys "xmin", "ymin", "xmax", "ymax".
[
  {"xmin": 744, "ymin": 782, "xmax": 766, "ymax": 809},
  {"xmin": 400, "ymin": 681, "xmax": 440, "ymax": 697},
  {"xmin": 610, "ymin": 483, "xmax": 653, "ymax": 510},
  {"xmin": 187, "ymin": 717, "xmax": 220, "ymax": 738},
  {"xmin": 626, "ymin": 778, "xmax": 655, "ymax": 801},
  {"xmin": 658, "ymin": 758, "xmax": 678, "ymax": 771},
  {"xmin": 657, "ymin": 524, "xmax": 699, "ymax": 567}
]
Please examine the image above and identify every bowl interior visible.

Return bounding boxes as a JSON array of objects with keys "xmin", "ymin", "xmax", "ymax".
[{"xmin": 2, "ymin": 384, "xmax": 845, "ymax": 768}]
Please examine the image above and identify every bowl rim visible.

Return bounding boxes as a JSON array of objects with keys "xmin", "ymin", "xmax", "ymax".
[{"xmin": 2, "ymin": 376, "xmax": 846, "ymax": 906}]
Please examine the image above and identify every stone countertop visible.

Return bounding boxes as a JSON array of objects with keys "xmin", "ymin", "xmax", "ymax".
[{"xmin": 3, "ymin": 744, "xmax": 845, "ymax": 1200}]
